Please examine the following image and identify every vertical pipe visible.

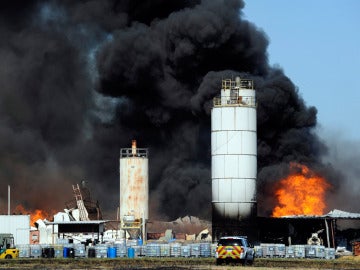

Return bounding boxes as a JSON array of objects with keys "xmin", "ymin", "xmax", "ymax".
[
  {"xmin": 8, "ymin": 185, "xmax": 10, "ymax": 215},
  {"xmin": 235, "ymin": 76, "xmax": 241, "ymax": 87},
  {"xmin": 142, "ymin": 212, "xmax": 145, "ymax": 241},
  {"xmin": 330, "ymin": 219, "xmax": 336, "ymax": 248},
  {"xmin": 131, "ymin": 140, "xmax": 136, "ymax": 156},
  {"xmin": 325, "ymin": 219, "xmax": 330, "ymax": 248}
]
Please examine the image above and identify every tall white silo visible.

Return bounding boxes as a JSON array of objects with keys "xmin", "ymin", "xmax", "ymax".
[
  {"xmin": 211, "ymin": 77, "xmax": 257, "ymax": 226},
  {"xmin": 119, "ymin": 140, "xmax": 148, "ymax": 238}
]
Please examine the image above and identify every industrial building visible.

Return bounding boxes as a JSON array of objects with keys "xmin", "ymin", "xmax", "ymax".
[{"xmin": 1, "ymin": 77, "xmax": 360, "ymax": 259}]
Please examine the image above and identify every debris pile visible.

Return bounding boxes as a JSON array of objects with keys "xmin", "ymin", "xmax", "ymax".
[{"xmin": 147, "ymin": 216, "xmax": 211, "ymax": 241}]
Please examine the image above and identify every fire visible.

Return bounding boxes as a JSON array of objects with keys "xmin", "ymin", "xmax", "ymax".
[
  {"xmin": 14, "ymin": 205, "xmax": 53, "ymax": 226},
  {"xmin": 272, "ymin": 163, "xmax": 331, "ymax": 217}
]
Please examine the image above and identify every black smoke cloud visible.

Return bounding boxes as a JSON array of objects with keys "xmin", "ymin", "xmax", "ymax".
[{"xmin": 0, "ymin": 0, "xmax": 348, "ymax": 219}]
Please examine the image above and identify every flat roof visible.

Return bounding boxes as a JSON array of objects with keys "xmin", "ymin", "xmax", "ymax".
[
  {"xmin": 44, "ymin": 220, "xmax": 109, "ymax": 234},
  {"xmin": 44, "ymin": 220, "xmax": 108, "ymax": 225}
]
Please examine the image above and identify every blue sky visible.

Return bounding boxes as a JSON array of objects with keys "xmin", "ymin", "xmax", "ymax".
[{"xmin": 243, "ymin": 0, "xmax": 360, "ymax": 141}]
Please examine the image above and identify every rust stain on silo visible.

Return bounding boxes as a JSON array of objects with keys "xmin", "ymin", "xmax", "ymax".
[{"xmin": 120, "ymin": 145, "xmax": 149, "ymax": 220}]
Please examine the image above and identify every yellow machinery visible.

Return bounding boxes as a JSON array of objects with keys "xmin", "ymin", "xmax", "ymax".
[{"xmin": 0, "ymin": 234, "xmax": 19, "ymax": 259}]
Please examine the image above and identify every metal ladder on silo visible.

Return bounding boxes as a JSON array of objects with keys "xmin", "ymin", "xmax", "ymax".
[{"xmin": 72, "ymin": 184, "xmax": 89, "ymax": 221}]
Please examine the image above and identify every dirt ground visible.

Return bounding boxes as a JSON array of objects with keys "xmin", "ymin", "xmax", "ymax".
[{"xmin": 0, "ymin": 257, "xmax": 359, "ymax": 270}]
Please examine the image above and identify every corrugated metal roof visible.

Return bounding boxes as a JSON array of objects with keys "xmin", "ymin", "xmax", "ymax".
[
  {"xmin": 324, "ymin": 209, "xmax": 360, "ymax": 219},
  {"xmin": 278, "ymin": 209, "xmax": 360, "ymax": 219}
]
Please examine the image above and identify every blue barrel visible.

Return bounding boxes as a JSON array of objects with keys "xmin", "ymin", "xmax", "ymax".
[
  {"xmin": 63, "ymin": 247, "xmax": 68, "ymax": 258},
  {"xmin": 107, "ymin": 247, "xmax": 116, "ymax": 258},
  {"xmin": 137, "ymin": 239, "xmax": 143, "ymax": 246},
  {"xmin": 127, "ymin": 247, "xmax": 135, "ymax": 258}
]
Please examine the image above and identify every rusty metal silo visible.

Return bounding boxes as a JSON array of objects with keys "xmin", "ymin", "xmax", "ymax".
[{"xmin": 119, "ymin": 140, "xmax": 148, "ymax": 239}]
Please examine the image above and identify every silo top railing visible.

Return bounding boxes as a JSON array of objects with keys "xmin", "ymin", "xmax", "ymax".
[
  {"xmin": 213, "ymin": 96, "xmax": 256, "ymax": 107},
  {"xmin": 222, "ymin": 78, "xmax": 254, "ymax": 90},
  {"xmin": 215, "ymin": 78, "xmax": 256, "ymax": 107},
  {"xmin": 120, "ymin": 148, "xmax": 148, "ymax": 158}
]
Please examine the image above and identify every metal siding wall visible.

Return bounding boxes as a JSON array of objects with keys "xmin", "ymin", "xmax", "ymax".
[
  {"xmin": 248, "ymin": 109, "xmax": 257, "ymax": 131},
  {"xmin": 232, "ymin": 179, "xmax": 245, "ymax": 201},
  {"xmin": 212, "ymin": 155, "xmax": 224, "ymax": 179},
  {"xmin": 242, "ymin": 132, "xmax": 257, "ymax": 154},
  {"xmin": 238, "ymin": 156, "xmax": 256, "ymax": 178},
  {"xmin": 212, "ymin": 179, "xmax": 219, "ymax": 201},
  {"xmin": 245, "ymin": 179, "xmax": 256, "ymax": 201},
  {"xmin": 235, "ymin": 108, "xmax": 248, "ymax": 130},
  {"xmin": 212, "ymin": 109, "xmax": 221, "ymax": 131},
  {"xmin": 218, "ymin": 179, "xmax": 232, "ymax": 201},
  {"xmin": 213, "ymin": 131, "xmax": 227, "ymax": 155},
  {"xmin": 227, "ymin": 131, "xmax": 242, "ymax": 154},
  {"xmin": 221, "ymin": 107, "xmax": 234, "ymax": 130},
  {"xmin": 0, "ymin": 215, "xmax": 30, "ymax": 245},
  {"xmin": 238, "ymin": 89, "xmax": 254, "ymax": 99},
  {"xmin": 224, "ymin": 155, "xmax": 238, "ymax": 178}
]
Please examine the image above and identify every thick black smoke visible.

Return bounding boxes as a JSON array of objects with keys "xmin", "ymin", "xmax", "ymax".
[{"xmin": 0, "ymin": 0, "xmax": 350, "ymax": 219}]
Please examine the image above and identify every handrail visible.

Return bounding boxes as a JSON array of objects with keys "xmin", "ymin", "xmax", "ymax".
[
  {"xmin": 221, "ymin": 79, "xmax": 254, "ymax": 90},
  {"xmin": 120, "ymin": 148, "xmax": 148, "ymax": 158},
  {"xmin": 213, "ymin": 96, "xmax": 256, "ymax": 107}
]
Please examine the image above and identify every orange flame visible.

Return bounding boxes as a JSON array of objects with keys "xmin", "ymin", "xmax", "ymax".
[
  {"xmin": 272, "ymin": 163, "xmax": 331, "ymax": 217},
  {"xmin": 14, "ymin": 205, "xmax": 54, "ymax": 226}
]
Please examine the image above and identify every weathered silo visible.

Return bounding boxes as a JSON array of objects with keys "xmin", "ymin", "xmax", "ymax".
[
  {"xmin": 211, "ymin": 77, "xmax": 257, "ymax": 239},
  {"xmin": 119, "ymin": 140, "xmax": 148, "ymax": 239}
]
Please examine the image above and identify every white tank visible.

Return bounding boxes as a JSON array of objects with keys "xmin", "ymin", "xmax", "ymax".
[
  {"xmin": 211, "ymin": 77, "xmax": 257, "ymax": 220},
  {"xmin": 119, "ymin": 140, "xmax": 149, "ymax": 221}
]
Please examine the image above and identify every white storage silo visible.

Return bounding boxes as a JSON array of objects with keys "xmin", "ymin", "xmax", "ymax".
[
  {"xmin": 211, "ymin": 77, "xmax": 257, "ymax": 221},
  {"xmin": 119, "ymin": 140, "xmax": 149, "ymax": 223}
]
